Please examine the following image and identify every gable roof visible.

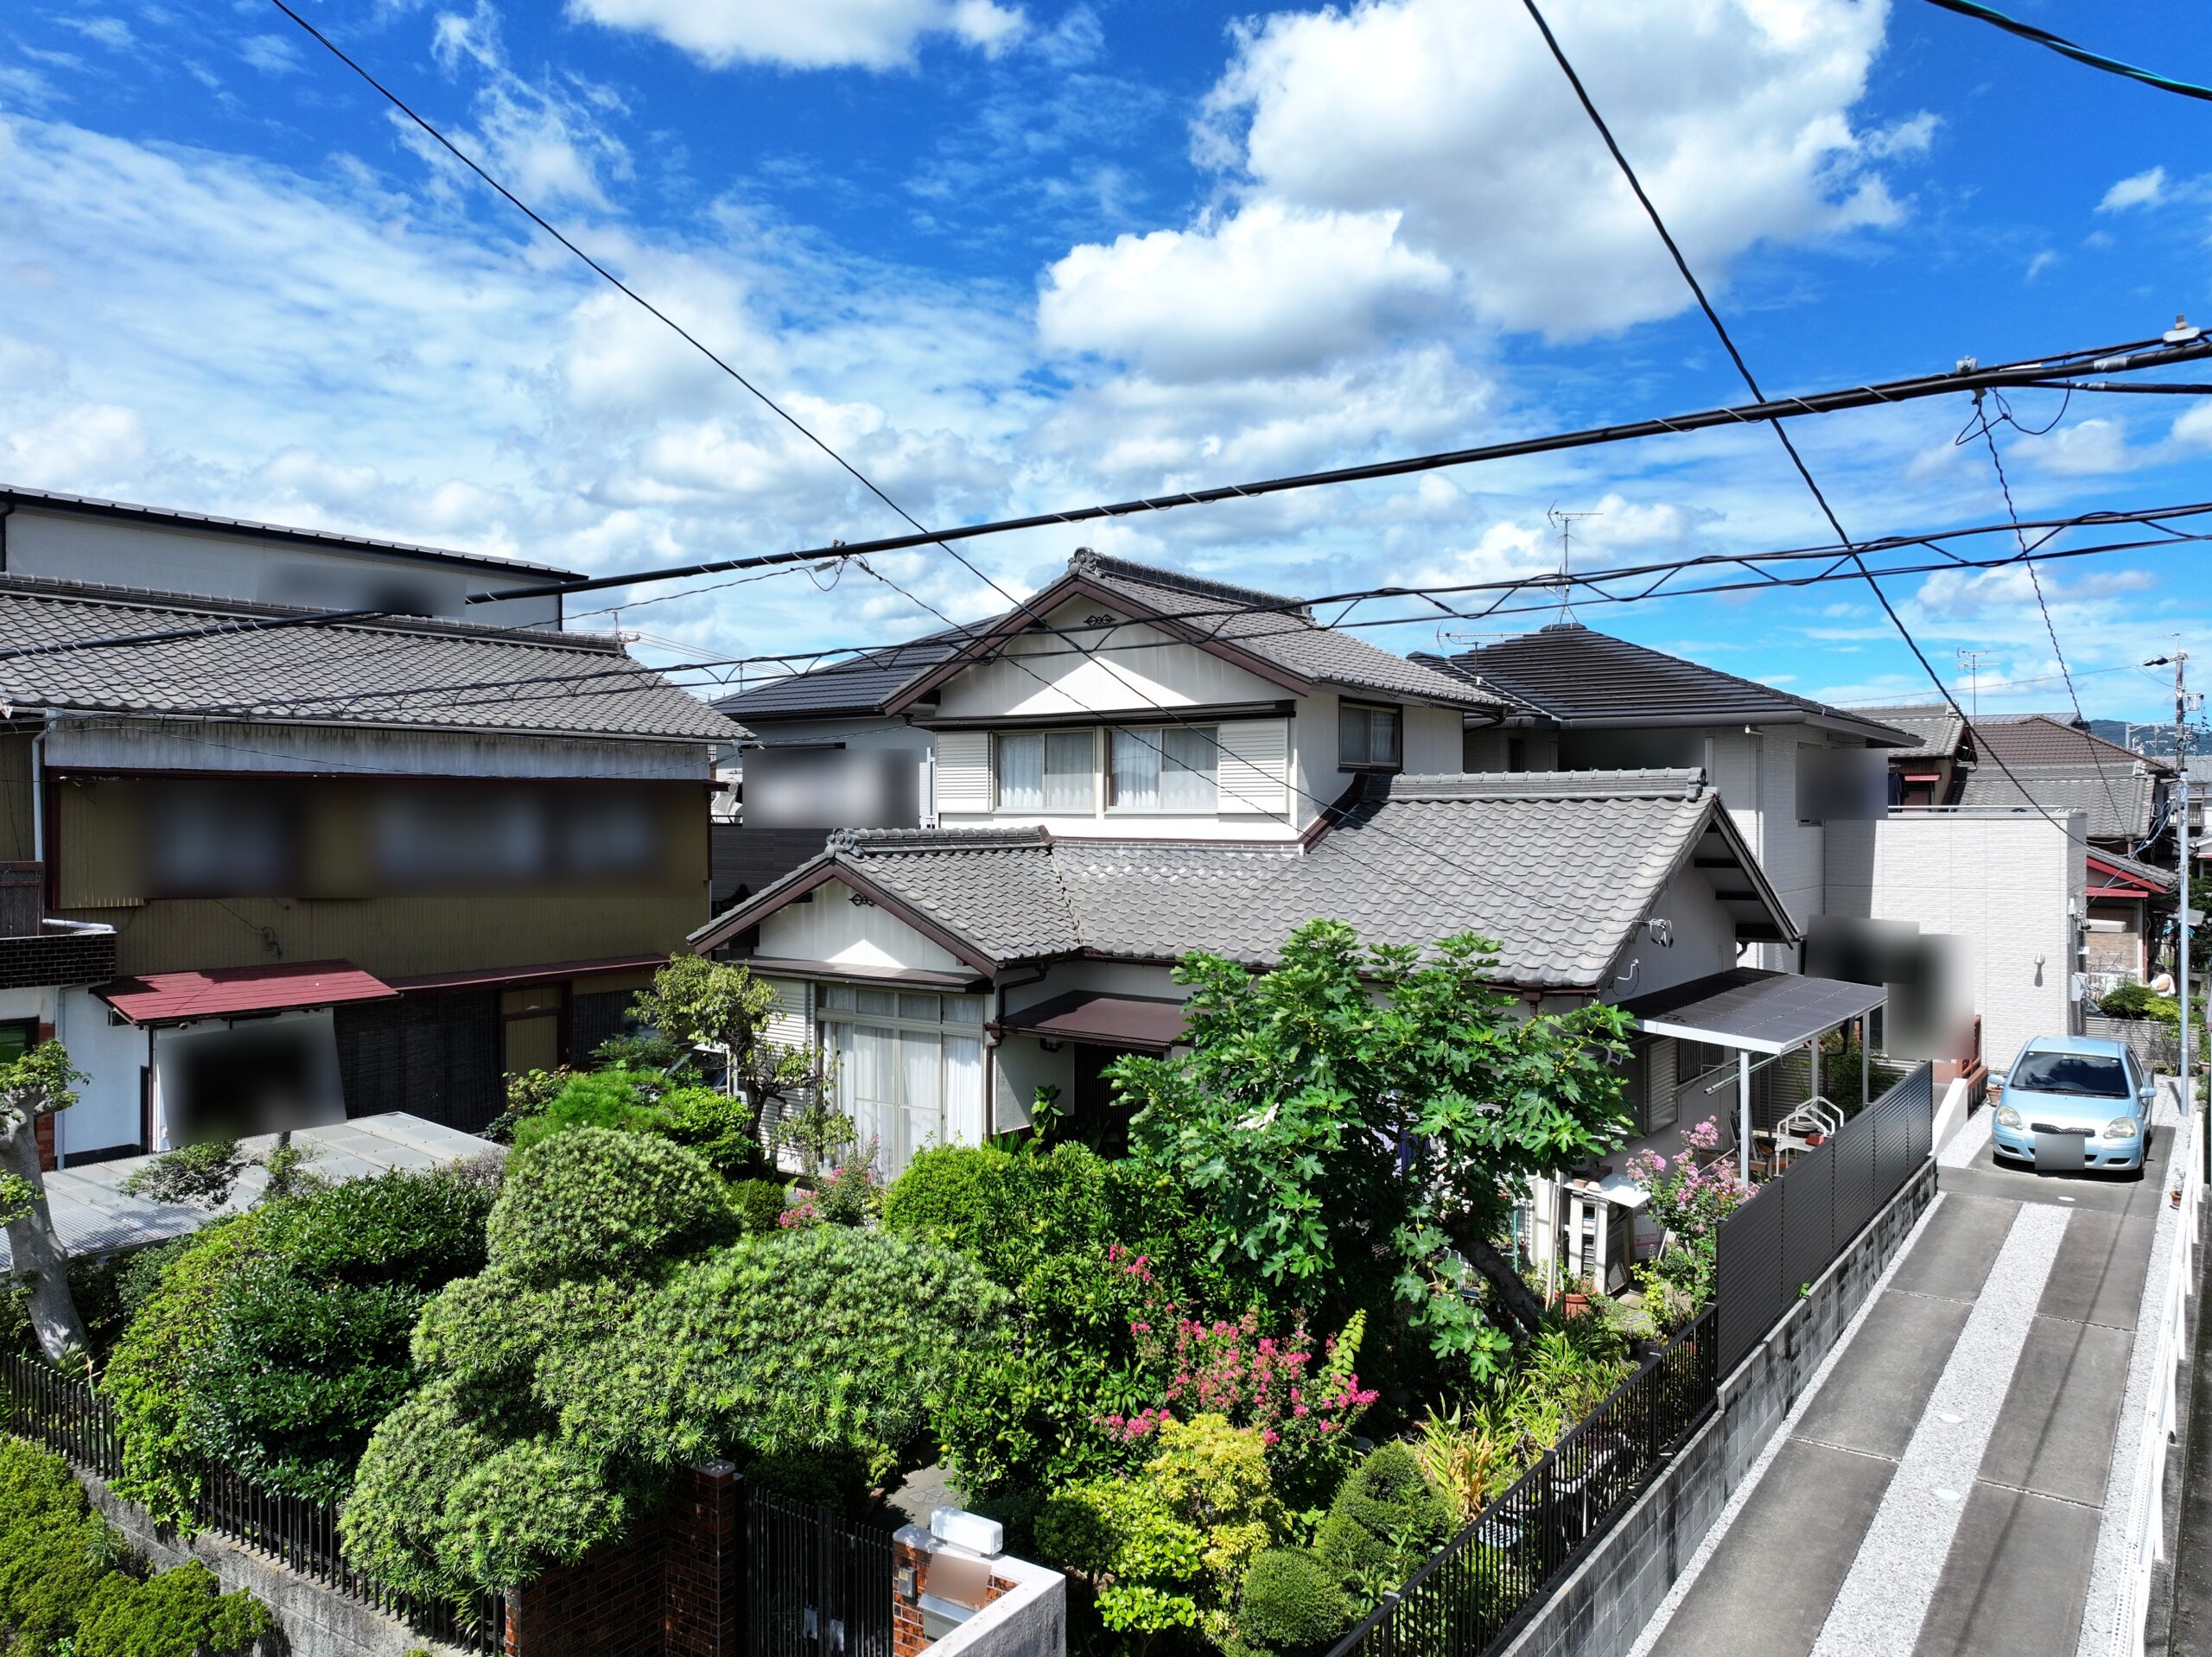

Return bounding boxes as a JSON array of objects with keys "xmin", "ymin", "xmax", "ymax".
[
  {"xmin": 2, "ymin": 484, "xmax": 576, "ymax": 581},
  {"xmin": 879, "ymin": 552, "xmax": 1503, "ymax": 716},
  {"xmin": 1417, "ymin": 623, "xmax": 1915, "ymax": 745},
  {"xmin": 1849, "ymin": 704, "xmax": 1971, "ymax": 762},
  {"xmin": 2088, "ymin": 847, "xmax": 2177, "ymax": 895},
  {"xmin": 1972, "ymin": 714, "xmax": 2171, "ymax": 774},
  {"xmin": 694, "ymin": 768, "xmax": 1791, "ymax": 992},
  {"xmin": 1952, "ymin": 762, "xmax": 2160, "ymax": 841},
  {"xmin": 0, "ymin": 575, "xmax": 743, "ymax": 744}
]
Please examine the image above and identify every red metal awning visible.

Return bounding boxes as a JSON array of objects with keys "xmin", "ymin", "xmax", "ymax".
[
  {"xmin": 98, "ymin": 960, "xmax": 398, "ymax": 1025},
  {"xmin": 998, "ymin": 991, "xmax": 1189, "ymax": 1053}
]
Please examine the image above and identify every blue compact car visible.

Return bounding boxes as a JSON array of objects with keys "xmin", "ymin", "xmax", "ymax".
[{"xmin": 1993, "ymin": 1035, "xmax": 2157, "ymax": 1175}]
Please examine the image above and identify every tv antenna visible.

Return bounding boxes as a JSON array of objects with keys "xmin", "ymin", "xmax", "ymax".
[{"xmin": 1546, "ymin": 503, "xmax": 1601, "ymax": 622}]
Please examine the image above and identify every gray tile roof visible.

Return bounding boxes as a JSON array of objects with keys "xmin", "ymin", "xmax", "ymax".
[
  {"xmin": 1972, "ymin": 714, "xmax": 2171, "ymax": 773},
  {"xmin": 1077, "ymin": 556, "xmax": 1503, "ymax": 711},
  {"xmin": 1851, "ymin": 704, "xmax": 1968, "ymax": 761},
  {"xmin": 1420, "ymin": 624, "xmax": 1915, "ymax": 744},
  {"xmin": 713, "ymin": 626, "xmax": 980, "ymax": 721},
  {"xmin": 702, "ymin": 769, "xmax": 1766, "ymax": 990},
  {"xmin": 1953, "ymin": 762, "xmax": 2160, "ymax": 841},
  {"xmin": 2088, "ymin": 845, "xmax": 2177, "ymax": 892},
  {"xmin": 0, "ymin": 577, "xmax": 744, "ymax": 743}
]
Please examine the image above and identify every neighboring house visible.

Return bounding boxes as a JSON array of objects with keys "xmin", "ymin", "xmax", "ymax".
[
  {"xmin": 2084, "ymin": 848, "xmax": 2176, "ymax": 984},
  {"xmin": 1853, "ymin": 703, "xmax": 1974, "ymax": 807},
  {"xmin": 1952, "ymin": 714, "xmax": 2173, "ymax": 857},
  {"xmin": 0, "ymin": 489, "xmax": 743, "ymax": 1164},
  {"xmin": 1414, "ymin": 622, "xmax": 1915, "ymax": 968}
]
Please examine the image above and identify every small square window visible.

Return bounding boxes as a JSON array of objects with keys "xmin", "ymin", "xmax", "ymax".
[{"xmin": 1339, "ymin": 702, "xmax": 1402, "ymax": 771}]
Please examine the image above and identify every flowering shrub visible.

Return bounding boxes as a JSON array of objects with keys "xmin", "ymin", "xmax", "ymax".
[
  {"xmin": 1102, "ymin": 1247, "xmax": 1377, "ymax": 1507},
  {"xmin": 1624, "ymin": 1117, "xmax": 1751, "ymax": 1315}
]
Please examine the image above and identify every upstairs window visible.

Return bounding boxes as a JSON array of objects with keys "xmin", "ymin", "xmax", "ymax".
[
  {"xmin": 995, "ymin": 730, "xmax": 1096, "ymax": 813},
  {"xmin": 1339, "ymin": 702, "xmax": 1402, "ymax": 771},
  {"xmin": 1109, "ymin": 726, "xmax": 1219, "ymax": 812}
]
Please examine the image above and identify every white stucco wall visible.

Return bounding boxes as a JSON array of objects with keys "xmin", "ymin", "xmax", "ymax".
[
  {"xmin": 753, "ymin": 878, "xmax": 968, "ymax": 975},
  {"xmin": 934, "ymin": 600, "xmax": 1289, "ymax": 722},
  {"xmin": 1599, "ymin": 860, "xmax": 1745, "ymax": 1004},
  {"xmin": 1822, "ymin": 809, "xmax": 2087, "ymax": 1071},
  {"xmin": 54, "ymin": 986, "xmax": 149, "ymax": 1160}
]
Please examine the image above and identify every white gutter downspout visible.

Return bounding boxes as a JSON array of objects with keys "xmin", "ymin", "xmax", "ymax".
[
  {"xmin": 29, "ymin": 723, "xmax": 44, "ymax": 867},
  {"xmin": 1738, "ymin": 1049, "xmax": 1754, "ymax": 1185}
]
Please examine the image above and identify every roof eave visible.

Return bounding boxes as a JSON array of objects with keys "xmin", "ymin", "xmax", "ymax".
[{"xmin": 688, "ymin": 852, "xmax": 1003, "ymax": 975}]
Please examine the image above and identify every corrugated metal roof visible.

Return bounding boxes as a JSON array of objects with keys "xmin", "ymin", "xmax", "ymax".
[
  {"xmin": 699, "ymin": 768, "xmax": 1777, "ymax": 990},
  {"xmin": 98, "ymin": 959, "xmax": 397, "ymax": 1024},
  {"xmin": 0, "ymin": 577, "xmax": 744, "ymax": 743},
  {"xmin": 1421, "ymin": 624, "xmax": 1915, "ymax": 743}
]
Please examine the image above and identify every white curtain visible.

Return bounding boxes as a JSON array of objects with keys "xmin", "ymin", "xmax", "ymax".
[
  {"xmin": 996, "ymin": 733, "xmax": 1044, "ymax": 810},
  {"xmin": 943, "ymin": 1035, "xmax": 983, "ymax": 1146},
  {"xmin": 898, "ymin": 1030, "xmax": 943, "ymax": 1170},
  {"xmin": 1160, "ymin": 727, "xmax": 1217, "ymax": 811},
  {"xmin": 1044, "ymin": 732, "xmax": 1094, "ymax": 812},
  {"xmin": 839, "ymin": 1023, "xmax": 898, "ymax": 1171},
  {"xmin": 1112, "ymin": 727, "xmax": 1160, "ymax": 808}
]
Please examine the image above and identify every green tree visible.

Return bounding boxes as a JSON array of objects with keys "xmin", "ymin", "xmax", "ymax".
[
  {"xmin": 632, "ymin": 955, "xmax": 816, "ymax": 1128},
  {"xmin": 1110, "ymin": 922, "xmax": 1632, "ymax": 1379},
  {"xmin": 0, "ymin": 1040, "xmax": 92, "ymax": 1363}
]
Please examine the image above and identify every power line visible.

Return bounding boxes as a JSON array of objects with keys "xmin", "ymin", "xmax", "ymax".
[
  {"xmin": 1519, "ymin": 0, "xmax": 2120, "ymax": 859},
  {"xmin": 1921, "ymin": 0, "xmax": 2212, "ymax": 105},
  {"xmin": 1957, "ymin": 390, "xmax": 2131, "ymax": 831},
  {"xmin": 62, "ymin": 519, "xmax": 2212, "ymax": 726}
]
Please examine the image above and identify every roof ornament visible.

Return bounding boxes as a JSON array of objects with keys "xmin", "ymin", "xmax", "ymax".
[{"xmin": 1068, "ymin": 546, "xmax": 1101, "ymax": 576}]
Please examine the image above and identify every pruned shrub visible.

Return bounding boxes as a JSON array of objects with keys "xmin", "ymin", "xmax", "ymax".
[
  {"xmin": 1314, "ymin": 1444, "xmax": 1454, "ymax": 1598},
  {"xmin": 1239, "ymin": 1548, "xmax": 1350, "ymax": 1653},
  {"xmin": 730, "ymin": 1178, "xmax": 791, "ymax": 1235},
  {"xmin": 486, "ymin": 1127, "xmax": 738, "ymax": 1286}
]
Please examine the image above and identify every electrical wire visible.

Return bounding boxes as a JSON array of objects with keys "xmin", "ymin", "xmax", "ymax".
[
  {"xmin": 1957, "ymin": 389, "xmax": 2131, "ymax": 834},
  {"xmin": 1921, "ymin": 0, "xmax": 2212, "ymax": 105},
  {"xmin": 1519, "ymin": 0, "xmax": 2108, "ymax": 855}
]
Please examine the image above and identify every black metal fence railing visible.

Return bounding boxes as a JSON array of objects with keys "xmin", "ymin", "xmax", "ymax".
[
  {"xmin": 747, "ymin": 1488, "xmax": 896, "ymax": 1657},
  {"xmin": 1713, "ymin": 1060, "xmax": 1934, "ymax": 1377},
  {"xmin": 1322, "ymin": 1306, "xmax": 1718, "ymax": 1657},
  {"xmin": 0, "ymin": 1353, "xmax": 504, "ymax": 1654}
]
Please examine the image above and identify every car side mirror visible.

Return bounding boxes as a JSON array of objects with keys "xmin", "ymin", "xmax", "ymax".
[{"xmin": 2141, "ymin": 1085, "xmax": 2158, "ymax": 1106}]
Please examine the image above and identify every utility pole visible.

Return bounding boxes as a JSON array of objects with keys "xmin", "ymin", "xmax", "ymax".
[
  {"xmin": 1957, "ymin": 648, "xmax": 1990, "ymax": 724},
  {"xmin": 2152, "ymin": 645, "xmax": 2196, "ymax": 1160}
]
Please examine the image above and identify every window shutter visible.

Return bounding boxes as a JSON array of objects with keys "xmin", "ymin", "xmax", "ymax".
[
  {"xmin": 934, "ymin": 731, "xmax": 990, "ymax": 815},
  {"xmin": 1217, "ymin": 720, "xmax": 1289, "ymax": 816},
  {"xmin": 760, "ymin": 976, "xmax": 810, "ymax": 1050}
]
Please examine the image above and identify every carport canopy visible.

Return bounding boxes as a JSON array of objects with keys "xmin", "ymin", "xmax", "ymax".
[{"xmin": 1620, "ymin": 967, "xmax": 1885, "ymax": 1055}]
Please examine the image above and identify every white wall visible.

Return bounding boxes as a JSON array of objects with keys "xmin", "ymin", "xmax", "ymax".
[
  {"xmin": 9, "ymin": 506, "xmax": 562, "ymax": 631},
  {"xmin": 754, "ymin": 878, "xmax": 968, "ymax": 974},
  {"xmin": 54, "ymin": 987, "xmax": 147, "ymax": 1160},
  {"xmin": 934, "ymin": 600, "xmax": 1288, "ymax": 721},
  {"xmin": 47, "ymin": 717, "xmax": 710, "ymax": 780},
  {"xmin": 1599, "ymin": 861, "xmax": 1743, "ymax": 1004},
  {"xmin": 1823, "ymin": 809, "xmax": 2087, "ymax": 1071}
]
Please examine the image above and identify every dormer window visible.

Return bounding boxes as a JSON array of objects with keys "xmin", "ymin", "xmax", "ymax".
[
  {"xmin": 1109, "ymin": 726, "xmax": 1219, "ymax": 812},
  {"xmin": 1339, "ymin": 702, "xmax": 1402, "ymax": 771},
  {"xmin": 995, "ymin": 730, "xmax": 1096, "ymax": 813}
]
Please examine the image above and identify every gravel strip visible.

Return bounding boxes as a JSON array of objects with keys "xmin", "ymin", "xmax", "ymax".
[
  {"xmin": 2072, "ymin": 1085, "xmax": 2196, "ymax": 1657},
  {"xmin": 1624, "ymin": 1191, "xmax": 1949, "ymax": 1657},
  {"xmin": 1939, "ymin": 1095, "xmax": 1994, "ymax": 1167},
  {"xmin": 1808, "ymin": 1200, "xmax": 2071, "ymax": 1657}
]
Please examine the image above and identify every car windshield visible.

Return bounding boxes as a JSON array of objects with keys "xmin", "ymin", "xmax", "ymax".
[{"xmin": 2010, "ymin": 1051, "xmax": 2130, "ymax": 1099}]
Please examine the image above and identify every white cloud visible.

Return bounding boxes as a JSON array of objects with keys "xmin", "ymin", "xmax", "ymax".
[
  {"xmin": 2097, "ymin": 166, "xmax": 2166, "ymax": 213},
  {"xmin": 2171, "ymin": 403, "xmax": 2212, "ymax": 452},
  {"xmin": 4, "ymin": 401, "xmax": 147, "ymax": 486},
  {"xmin": 56, "ymin": 16, "xmax": 135, "ymax": 52},
  {"xmin": 2015, "ymin": 416, "xmax": 2135, "ymax": 477},
  {"xmin": 565, "ymin": 0, "xmax": 1027, "ymax": 70},
  {"xmin": 1039, "ymin": 202, "xmax": 1452, "ymax": 382},
  {"xmin": 1191, "ymin": 0, "xmax": 1916, "ymax": 340},
  {"xmin": 238, "ymin": 34, "xmax": 302, "ymax": 75},
  {"xmin": 2024, "ymin": 251, "xmax": 2056, "ymax": 281},
  {"xmin": 427, "ymin": 6, "xmax": 632, "ymax": 210}
]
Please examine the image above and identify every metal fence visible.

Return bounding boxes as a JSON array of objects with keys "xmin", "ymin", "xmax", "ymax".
[
  {"xmin": 1713, "ymin": 1060, "xmax": 1933, "ymax": 1377},
  {"xmin": 747, "ymin": 1488, "xmax": 896, "ymax": 1657},
  {"xmin": 1322, "ymin": 1306, "xmax": 1718, "ymax": 1657},
  {"xmin": 0, "ymin": 1353, "xmax": 505, "ymax": 1654}
]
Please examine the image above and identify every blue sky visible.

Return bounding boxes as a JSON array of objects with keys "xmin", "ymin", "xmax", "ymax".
[{"xmin": 3, "ymin": 0, "xmax": 2209, "ymax": 721}]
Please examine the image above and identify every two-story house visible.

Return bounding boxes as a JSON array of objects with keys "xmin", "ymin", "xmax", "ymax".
[
  {"xmin": 0, "ymin": 486, "xmax": 743, "ymax": 1163},
  {"xmin": 689, "ymin": 553, "xmax": 1891, "ymax": 1293}
]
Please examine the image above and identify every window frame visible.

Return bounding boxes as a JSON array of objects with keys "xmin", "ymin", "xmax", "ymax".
[
  {"xmin": 1338, "ymin": 701, "xmax": 1404, "ymax": 772},
  {"xmin": 1106, "ymin": 723, "xmax": 1222, "ymax": 815},
  {"xmin": 992, "ymin": 727, "xmax": 1099, "ymax": 815}
]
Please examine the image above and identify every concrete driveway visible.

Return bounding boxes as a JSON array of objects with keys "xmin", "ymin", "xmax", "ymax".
[{"xmin": 1635, "ymin": 1103, "xmax": 2181, "ymax": 1657}]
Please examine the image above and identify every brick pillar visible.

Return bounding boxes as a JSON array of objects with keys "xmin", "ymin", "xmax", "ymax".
[
  {"xmin": 893, "ymin": 1523, "xmax": 1011, "ymax": 1657},
  {"xmin": 666, "ymin": 1459, "xmax": 741, "ymax": 1657},
  {"xmin": 33, "ymin": 1020, "xmax": 54, "ymax": 1171}
]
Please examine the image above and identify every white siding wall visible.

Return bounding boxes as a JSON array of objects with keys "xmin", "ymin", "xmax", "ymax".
[
  {"xmin": 1403, "ymin": 706, "xmax": 1463, "ymax": 773},
  {"xmin": 933, "ymin": 600, "xmax": 1287, "ymax": 721},
  {"xmin": 991, "ymin": 1034, "xmax": 1072, "ymax": 1134},
  {"xmin": 1599, "ymin": 861, "xmax": 1743, "ymax": 1003},
  {"xmin": 54, "ymin": 987, "xmax": 145, "ymax": 1160},
  {"xmin": 1822, "ymin": 809, "xmax": 2086, "ymax": 1071},
  {"xmin": 754, "ymin": 879, "xmax": 967, "ymax": 974}
]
